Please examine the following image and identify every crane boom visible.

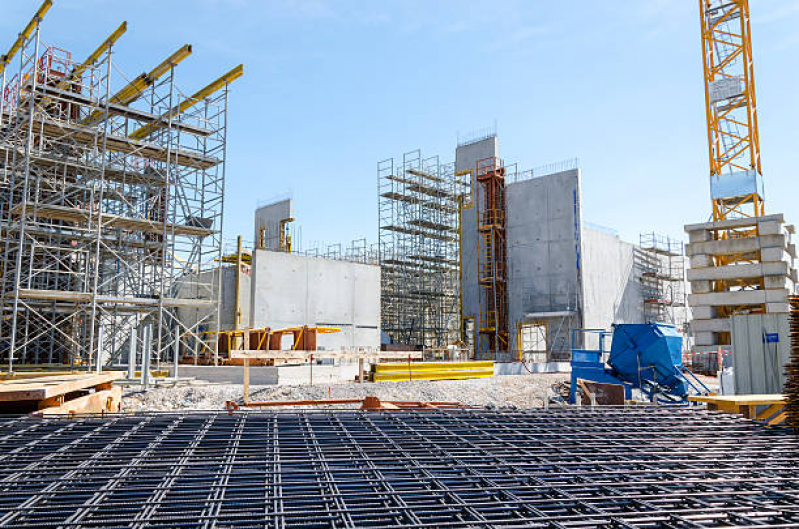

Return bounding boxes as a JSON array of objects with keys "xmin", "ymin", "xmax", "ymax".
[
  {"xmin": 699, "ymin": 0, "xmax": 763, "ymax": 221},
  {"xmin": 0, "ymin": 0, "xmax": 53, "ymax": 76}
]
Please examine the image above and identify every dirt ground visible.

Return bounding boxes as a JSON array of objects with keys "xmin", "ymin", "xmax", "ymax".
[{"xmin": 122, "ymin": 373, "xmax": 570, "ymax": 412}]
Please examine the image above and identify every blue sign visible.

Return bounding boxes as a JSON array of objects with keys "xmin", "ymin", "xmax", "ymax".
[{"xmin": 764, "ymin": 333, "xmax": 779, "ymax": 344}]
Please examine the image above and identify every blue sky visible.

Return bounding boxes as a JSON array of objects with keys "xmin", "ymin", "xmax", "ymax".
[{"xmin": 3, "ymin": 0, "xmax": 798, "ymax": 248}]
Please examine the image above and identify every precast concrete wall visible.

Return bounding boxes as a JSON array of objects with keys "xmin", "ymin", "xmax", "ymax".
[
  {"xmin": 506, "ymin": 169, "xmax": 582, "ymax": 358},
  {"xmin": 176, "ymin": 267, "xmax": 251, "ymax": 332},
  {"xmin": 580, "ymin": 227, "xmax": 642, "ymax": 331},
  {"xmin": 254, "ymin": 199, "xmax": 293, "ymax": 250},
  {"xmin": 250, "ymin": 250, "xmax": 380, "ymax": 350}
]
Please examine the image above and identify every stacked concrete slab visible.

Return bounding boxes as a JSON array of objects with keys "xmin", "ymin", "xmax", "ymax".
[{"xmin": 685, "ymin": 214, "xmax": 798, "ymax": 350}]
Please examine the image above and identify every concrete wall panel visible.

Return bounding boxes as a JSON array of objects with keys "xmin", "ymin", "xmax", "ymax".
[{"xmin": 251, "ymin": 250, "xmax": 380, "ymax": 350}]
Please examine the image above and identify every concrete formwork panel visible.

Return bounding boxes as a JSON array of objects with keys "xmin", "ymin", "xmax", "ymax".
[
  {"xmin": 250, "ymin": 250, "xmax": 380, "ymax": 350},
  {"xmin": 254, "ymin": 199, "xmax": 293, "ymax": 250},
  {"xmin": 506, "ymin": 169, "xmax": 582, "ymax": 358},
  {"xmin": 581, "ymin": 227, "xmax": 644, "ymax": 329}
]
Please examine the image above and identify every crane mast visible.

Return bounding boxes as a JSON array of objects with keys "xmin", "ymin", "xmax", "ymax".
[{"xmin": 699, "ymin": 0, "xmax": 763, "ymax": 222}]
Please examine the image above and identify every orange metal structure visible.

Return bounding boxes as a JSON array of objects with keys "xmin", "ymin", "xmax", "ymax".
[
  {"xmin": 182, "ymin": 326, "xmax": 339, "ymax": 365},
  {"xmin": 476, "ymin": 157, "xmax": 509, "ymax": 355}
]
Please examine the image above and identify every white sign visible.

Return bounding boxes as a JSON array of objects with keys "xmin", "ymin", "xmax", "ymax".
[{"xmin": 709, "ymin": 77, "xmax": 744, "ymax": 103}]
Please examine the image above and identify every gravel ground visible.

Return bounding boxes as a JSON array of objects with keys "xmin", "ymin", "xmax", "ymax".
[{"xmin": 122, "ymin": 374, "xmax": 569, "ymax": 412}]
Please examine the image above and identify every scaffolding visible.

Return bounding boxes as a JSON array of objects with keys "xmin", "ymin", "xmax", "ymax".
[
  {"xmin": 637, "ymin": 233, "xmax": 686, "ymax": 324},
  {"xmin": 378, "ymin": 150, "xmax": 462, "ymax": 349},
  {"xmin": 0, "ymin": 10, "xmax": 238, "ymax": 373}
]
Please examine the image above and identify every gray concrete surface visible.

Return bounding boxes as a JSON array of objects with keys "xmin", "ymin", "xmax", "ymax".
[
  {"xmin": 455, "ymin": 135, "xmax": 498, "ymax": 352},
  {"xmin": 254, "ymin": 198, "xmax": 293, "ymax": 250},
  {"xmin": 507, "ymin": 169, "xmax": 582, "ymax": 357},
  {"xmin": 175, "ymin": 364, "xmax": 361, "ymax": 385},
  {"xmin": 581, "ymin": 227, "xmax": 644, "ymax": 329},
  {"xmin": 250, "ymin": 249, "xmax": 380, "ymax": 350},
  {"xmin": 494, "ymin": 362, "xmax": 571, "ymax": 375},
  {"xmin": 176, "ymin": 267, "xmax": 251, "ymax": 332}
]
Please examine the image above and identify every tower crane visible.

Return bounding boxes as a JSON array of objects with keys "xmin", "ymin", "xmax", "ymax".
[{"xmin": 699, "ymin": 0, "xmax": 763, "ymax": 222}]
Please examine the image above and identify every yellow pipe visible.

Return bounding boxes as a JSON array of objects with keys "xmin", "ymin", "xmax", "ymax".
[
  {"xmin": 56, "ymin": 22, "xmax": 127, "ymax": 91},
  {"xmin": 129, "ymin": 63, "xmax": 243, "ymax": 140},
  {"xmin": 0, "ymin": 0, "xmax": 53, "ymax": 76},
  {"xmin": 234, "ymin": 235, "xmax": 242, "ymax": 331},
  {"xmin": 84, "ymin": 44, "xmax": 193, "ymax": 124}
]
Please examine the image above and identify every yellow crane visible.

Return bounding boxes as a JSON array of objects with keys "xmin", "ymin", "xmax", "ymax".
[
  {"xmin": 699, "ymin": 0, "xmax": 763, "ymax": 221},
  {"xmin": 129, "ymin": 64, "xmax": 243, "ymax": 140},
  {"xmin": 0, "ymin": 0, "xmax": 53, "ymax": 77}
]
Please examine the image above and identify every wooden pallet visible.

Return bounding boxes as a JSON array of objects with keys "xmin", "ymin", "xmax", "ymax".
[{"xmin": 0, "ymin": 372, "xmax": 123, "ymax": 415}]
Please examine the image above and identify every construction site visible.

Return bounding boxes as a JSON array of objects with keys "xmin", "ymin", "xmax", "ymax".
[{"xmin": 0, "ymin": 1, "xmax": 797, "ymax": 527}]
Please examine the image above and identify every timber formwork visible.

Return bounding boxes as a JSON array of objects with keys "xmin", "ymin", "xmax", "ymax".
[
  {"xmin": 0, "ymin": 408, "xmax": 797, "ymax": 527},
  {"xmin": 0, "ymin": 20, "xmax": 232, "ymax": 371},
  {"xmin": 378, "ymin": 150, "xmax": 463, "ymax": 349}
]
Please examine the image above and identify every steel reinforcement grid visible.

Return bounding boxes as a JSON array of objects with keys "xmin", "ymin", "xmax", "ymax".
[{"xmin": 0, "ymin": 408, "xmax": 796, "ymax": 528}]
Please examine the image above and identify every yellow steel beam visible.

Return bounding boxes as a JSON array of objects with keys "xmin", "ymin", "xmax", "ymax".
[
  {"xmin": 85, "ymin": 44, "xmax": 192, "ymax": 124},
  {"xmin": 129, "ymin": 63, "xmax": 243, "ymax": 140},
  {"xmin": 0, "ymin": 0, "xmax": 53, "ymax": 76},
  {"xmin": 56, "ymin": 21, "xmax": 127, "ymax": 90}
]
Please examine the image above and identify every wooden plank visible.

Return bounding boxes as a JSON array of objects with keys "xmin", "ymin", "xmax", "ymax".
[
  {"xmin": 756, "ymin": 403, "xmax": 784, "ymax": 421},
  {"xmin": 688, "ymin": 394, "xmax": 785, "ymax": 406},
  {"xmin": 0, "ymin": 372, "xmax": 123, "ymax": 401},
  {"xmin": 0, "ymin": 370, "xmax": 82, "ymax": 381},
  {"xmin": 767, "ymin": 411, "xmax": 787, "ymax": 426},
  {"xmin": 34, "ymin": 387, "xmax": 122, "ymax": 416}
]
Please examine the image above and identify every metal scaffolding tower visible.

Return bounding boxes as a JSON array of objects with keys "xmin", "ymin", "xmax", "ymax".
[
  {"xmin": 476, "ymin": 157, "xmax": 509, "ymax": 355},
  {"xmin": 637, "ymin": 233, "xmax": 686, "ymax": 324},
  {"xmin": 378, "ymin": 150, "xmax": 462, "ymax": 349},
  {"xmin": 0, "ymin": 7, "xmax": 239, "ymax": 372}
]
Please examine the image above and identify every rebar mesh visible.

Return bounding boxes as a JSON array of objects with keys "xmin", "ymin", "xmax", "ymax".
[{"xmin": 0, "ymin": 408, "xmax": 796, "ymax": 527}]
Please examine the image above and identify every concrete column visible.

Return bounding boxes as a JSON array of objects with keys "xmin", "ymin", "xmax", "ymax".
[
  {"xmin": 173, "ymin": 327, "xmax": 180, "ymax": 380},
  {"xmin": 95, "ymin": 326, "xmax": 104, "ymax": 374},
  {"xmin": 127, "ymin": 325, "xmax": 137, "ymax": 380},
  {"xmin": 141, "ymin": 323, "xmax": 152, "ymax": 388}
]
